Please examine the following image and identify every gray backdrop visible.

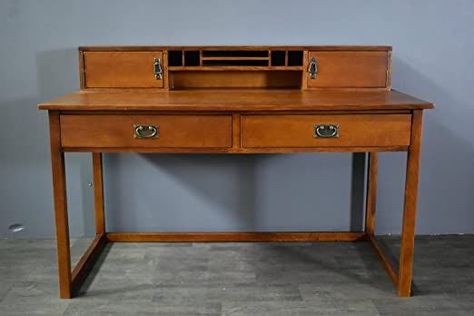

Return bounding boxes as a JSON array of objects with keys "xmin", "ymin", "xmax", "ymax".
[{"xmin": 1, "ymin": 0, "xmax": 473, "ymax": 238}]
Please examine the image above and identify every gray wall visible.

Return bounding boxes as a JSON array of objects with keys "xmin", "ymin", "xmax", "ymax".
[{"xmin": 1, "ymin": 0, "xmax": 473, "ymax": 238}]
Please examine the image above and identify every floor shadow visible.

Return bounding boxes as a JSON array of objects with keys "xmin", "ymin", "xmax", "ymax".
[
  {"xmin": 261, "ymin": 242, "xmax": 394, "ymax": 293},
  {"xmin": 75, "ymin": 242, "xmax": 113, "ymax": 296}
]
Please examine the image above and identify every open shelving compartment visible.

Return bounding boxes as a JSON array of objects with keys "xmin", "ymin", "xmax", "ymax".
[{"xmin": 167, "ymin": 48, "xmax": 304, "ymax": 89}]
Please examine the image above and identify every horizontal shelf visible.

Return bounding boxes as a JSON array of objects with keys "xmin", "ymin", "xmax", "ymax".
[
  {"xmin": 168, "ymin": 66, "xmax": 303, "ymax": 71},
  {"xmin": 201, "ymin": 56, "xmax": 270, "ymax": 60}
]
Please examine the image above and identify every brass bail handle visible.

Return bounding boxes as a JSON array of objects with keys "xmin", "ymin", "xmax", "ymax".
[
  {"xmin": 134, "ymin": 124, "xmax": 159, "ymax": 139},
  {"xmin": 313, "ymin": 124, "xmax": 339, "ymax": 138},
  {"xmin": 308, "ymin": 57, "xmax": 318, "ymax": 79}
]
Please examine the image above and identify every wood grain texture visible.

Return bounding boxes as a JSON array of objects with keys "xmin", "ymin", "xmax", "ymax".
[
  {"xmin": 48, "ymin": 112, "xmax": 72, "ymax": 299},
  {"xmin": 84, "ymin": 51, "xmax": 164, "ymax": 88},
  {"xmin": 62, "ymin": 146, "xmax": 408, "ymax": 154},
  {"xmin": 365, "ymin": 152, "xmax": 378, "ymax": 234},
  {"xmin": 60, "ymin": 115, "xmax": 232, "ymax": 148},
  {"xmin": 79, "ymin": 45, "xmax": 392, "ymax": 52},
  {"xmin": 241, "ymin": 114, "xmax": 411, "ymax": 148},
  {"xmin": 38, "ymin": 89, "xmax": 433, "ymax": 111},
  {"xmin": 169, "ymin": 71, "xmax": 301, "ymax": 89},
  {"xmin": 92, "ymin": 153, "xmax": 105, "ymax": 235},
  {"xmin": 232, "ymin": 113, "xmax": 241, "ymax": 149},
  {"xmin": 307, "ymin": 51, "xmax": 389, "ymax": 88},
  {"xmin": 106, "ymin": 232, "xmax": 367, "ymax": 242},
  {"xmin": 40, "ymin": 46, "xmax": 434, "ymax": 299},
  {"xmin": 398, "ymin": 110, "xmax": 423, "ymax": 297}
]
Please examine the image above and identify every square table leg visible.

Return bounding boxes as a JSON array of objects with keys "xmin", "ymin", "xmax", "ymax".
[
  {"xmin": 92, "ymin": 153, "xmax": 105, "ymax": 235},
  {"xmin": 365, "ymin": 152, "xmax": 378, "ymax": 235},
  {"xmin": 398, "ymin": 110, "xmax": 423, "ymax": 297},
  {"xmin": 48, "ymin": 112, "xmax": 72, "ymax": 299}
]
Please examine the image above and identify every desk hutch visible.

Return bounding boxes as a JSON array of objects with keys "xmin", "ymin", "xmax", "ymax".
[{"xmin": 39, "ymin": 45, "xmax": 433, "ymax": 298}]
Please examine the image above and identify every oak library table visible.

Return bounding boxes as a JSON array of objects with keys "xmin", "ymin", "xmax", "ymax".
[{"xmin": 39, "ymin": 46, "xmax": 433, "ymax": 298}]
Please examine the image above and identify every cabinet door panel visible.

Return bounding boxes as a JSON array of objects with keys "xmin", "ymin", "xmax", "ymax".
[
  {"xmin": 307, "ymin": 51, "xmax": 389, "ymax": 88},
  {"xmin": 83, "ymin": 51, "xmax": 164, "ymax": 88}
]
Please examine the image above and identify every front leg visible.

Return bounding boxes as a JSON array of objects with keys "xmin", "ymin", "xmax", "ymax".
[
  {"xmin": 49, "ymin": 112, "xmax": 72, "ymax": 298},
  {"xmin": 398, "ymin": 110, "xmax": 423, "ymax": 297}
]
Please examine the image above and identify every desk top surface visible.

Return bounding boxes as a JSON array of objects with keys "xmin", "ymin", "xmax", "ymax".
[{"xmin": 39, "ymin": 89, "xmax": 433, "ymax": 112}]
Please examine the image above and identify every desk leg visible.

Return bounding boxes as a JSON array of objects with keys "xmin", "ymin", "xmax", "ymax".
[
  {"xmin": 365, "ymin": 152, "xmax": 378, "ymax": 235},
  {"xmin": 48, "ymin": 112, "xmax": 72, "ymax": 299},
  {"xmin": 398, "ymin": 110, "xmax": 423, "ymax": 297},
  {"xmin": 92, "ymin": 153, "xmax": 105, "ymax": 235}
]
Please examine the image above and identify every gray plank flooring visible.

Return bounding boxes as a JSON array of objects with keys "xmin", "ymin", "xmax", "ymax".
[{"xmin": 0, "ymin": 236, "xmax": 473, "ymax": 315}]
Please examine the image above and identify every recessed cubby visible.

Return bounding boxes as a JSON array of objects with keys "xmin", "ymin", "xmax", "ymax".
[
  {"xmin": 168, "ymin": 50, "xmax": 183, "ymax": 66},
  {"xmin": 288, "ymin": 51, "xmax": 303, "ymax": 66},
  {"xmin": 271, "ymin": 51, "xmax": 286, "ymax": 66},
  {"xmin": 184, "ymin": 51, "xmax": 200, "ymax": 66},
  {"xmin": 166, "ymin": 48, "xmax": 306, "ymax": 89}
]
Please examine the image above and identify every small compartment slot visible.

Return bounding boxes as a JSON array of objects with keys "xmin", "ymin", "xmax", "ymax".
[
  {"xmin": 271, "ymin": 51, "xmax": 286, "ymax": 66},
  {"xmin": 184, "ymin": 51, "xmax": 200, "ymax": 66},
  {"xmin": 202, "ymin": 50, "xmax": 269, "ymax": 58},
  {"xmin": 288, "ymin": 50, "xmax": 303, "ymax": 66},
  {"xmin": 202, "ymin": 59, "xmax": 269, "ymax": 66},
  {"xmin": 168, "ymin": 50, "xmax": 183, "ymax": 66}
]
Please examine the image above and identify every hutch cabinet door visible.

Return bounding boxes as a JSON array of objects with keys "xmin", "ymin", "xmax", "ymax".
[{"xmin": 82, "ymin": 51, "xmax": 165, "ymax": 88}]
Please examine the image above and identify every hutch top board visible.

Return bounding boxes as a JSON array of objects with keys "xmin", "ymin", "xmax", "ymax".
[{"xmin": 39, "ymin": 46, "xmax": 433, "ymax": 299}]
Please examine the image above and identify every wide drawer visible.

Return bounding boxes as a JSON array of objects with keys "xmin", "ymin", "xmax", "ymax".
[
  {"xmin": 241, "ymin": 114, "xmax": 411, "ymax": 148},
  {"xmin": 60, "ymin": 115, "xmax": 232, "ymax": 148}
]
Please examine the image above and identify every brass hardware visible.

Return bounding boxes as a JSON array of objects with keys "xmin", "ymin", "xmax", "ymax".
[
  {"xmin": 153, "ymin": 58, "xmax": 163, "ymax": 80},
  {"xmin": 308, "ymin": 57, "xmax": 318, "ymax": 79},
  {"xmin": 134, "ymin": 124, "xmax": 159, "ymax": 139},
  {"xmin": 313, "ymin": 124, "xmax": 339, "ymax": 138}
]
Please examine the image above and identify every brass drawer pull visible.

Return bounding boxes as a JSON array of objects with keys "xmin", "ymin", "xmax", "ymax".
[
  {"xmin": 314, "ymin": 124, "xmax": 339, "ymax": 138},
  {"xmin": 134, "ymin": 124, "xmax": 159, "ymax": 139}
]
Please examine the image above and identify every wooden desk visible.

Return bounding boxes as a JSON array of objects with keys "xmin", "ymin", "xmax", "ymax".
[{"xmin": 39, "ymin": 46, "xmax": 433, "ymax": 298}]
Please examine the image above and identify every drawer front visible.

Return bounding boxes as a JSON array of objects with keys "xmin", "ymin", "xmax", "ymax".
[
  {"xmin": 61, "ymin": 115, "xmax": 232, "ymax": 148},
  {"xmin": 83, "ymin": 51, "xmax": 164, "ymax": 88},
  {"xmin": 241, "ymin": 114, "xmax": 411, "ymax": 148},
  {"xmin": 307, "ymin": 51, "xmax": 389, "ymax": 88}
]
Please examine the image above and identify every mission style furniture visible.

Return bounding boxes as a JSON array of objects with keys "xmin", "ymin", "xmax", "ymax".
[{"xmin": 39, "ymin": 45, "xmax": 433, "ymax": 299}]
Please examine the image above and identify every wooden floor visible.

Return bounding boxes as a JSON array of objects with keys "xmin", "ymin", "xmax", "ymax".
[{"xmin": 0, "ymin": 236, "xmax": 473, "ymax": 315}]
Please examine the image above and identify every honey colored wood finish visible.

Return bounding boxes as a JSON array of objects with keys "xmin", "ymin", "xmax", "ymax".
[
  {"xmin": 80, "ymin": 45, "xmax": 392, "ymax": 52},
  {"xmin": 83, "ymin": 51, "xmax": 164, "ymax": 88},
  {"xmin": 60, "ymin": 115, "xmax": 232, "ymax": 148},
  {"xmin": 169, "ymin": 71, "xmax": 302, "ymax": 89},
  {"xmin": 48, "ymin": 112, "xmax": 72, "ymax": 299},
  {"xmin": 40, "ymin": 46, "xmax": 433, "ymax": 299},
  {"xmin": 241, "ymin": 114, "xmax": 411, "ymax": 148},
  {"xmin": 92, "ymin": 153, "xmax": 105, "ymax": 235},
  {"xmin": 398, "ymin": 110, "xmax": 423, "ymax": 297},
  {"xmin": 306, "ymin": 51, "xmax": 390, "ymax": 89},
  {"xmin": 106, "ymin": 232, "xmax": 367, "ymax": 242},
  {"xmin": 39, "ymin": 89, "xmax": 433, "ymax": 112},
  {"xmin": 365, "ymin": 152, "xmax": 378, "ymax": 235}
]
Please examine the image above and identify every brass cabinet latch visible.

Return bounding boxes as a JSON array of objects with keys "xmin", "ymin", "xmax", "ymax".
[
  {"xmin": 308, "ymin": 57, "xmax": 318, "ymax": 79},
  {"xmin": 153, "ymin": 58, "xmax": 163, "ymax": 80}
]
